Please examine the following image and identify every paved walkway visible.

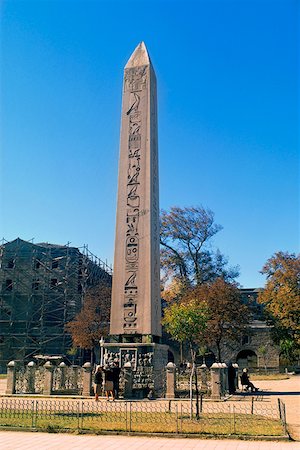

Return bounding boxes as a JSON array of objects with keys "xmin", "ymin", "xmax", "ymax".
[
  {"xmin": 0, "ymin": 375, "xmax": 299, "ymax": 446},
  {"xmin": 0, "ymin": 431, "xmax": 299, "ymax": 450},
  {"xmin": 245, "ymin": 376, "xmax": 300, "ymax": 440}
]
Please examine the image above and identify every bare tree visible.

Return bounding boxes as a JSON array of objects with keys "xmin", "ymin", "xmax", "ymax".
[{"xmin": 160, "ymin": 206, "xmax": 239, "ymax": 288}]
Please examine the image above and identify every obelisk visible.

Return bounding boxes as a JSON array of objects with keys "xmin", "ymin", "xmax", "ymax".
[{"xmin": 110, "ymin": 42, "xmax": 161, "ymax": 340}]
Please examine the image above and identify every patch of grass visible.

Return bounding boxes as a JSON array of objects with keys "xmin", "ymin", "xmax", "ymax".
[
  {"xmin": 0, "ymin": 375, "xmax": 7, "ymax": 379},
  {"xmin": 0, "ymin": 410, "xmax": 285, "ymax": 437},
  {"xmin": 251, "ymin": 374, "xmax": 290, "ymax": 381}
]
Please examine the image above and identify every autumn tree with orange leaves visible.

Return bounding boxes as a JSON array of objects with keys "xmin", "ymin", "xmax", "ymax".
[
  {"xmin": 258, "ymin": 252, "xmax": 300, "ymax": 362},
  {"xmin": 187, "ymin": 278, "xmax": 250, "ymax": 362},
  {"xmin": 66, "ymin": 284, "xmax": 111, "ymax": 363}
]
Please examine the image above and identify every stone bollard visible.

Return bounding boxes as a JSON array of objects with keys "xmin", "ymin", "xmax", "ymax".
[
  {"xmin": 73, "ymin": 365, "xmax": 79, "ymax": 390},
  {"xmin": 232, "ymin": 363, "xmax": 239, "ymax": 391},
  {"xmin": 26, "ymin": 361, "xmax": 36, "ymax": 394},
  {"xmin": 210, "ymin": 362, "xmax": 222, "ymax": 399},
  {"xmin": 82, "ymin": 362, "xmax": 92, "ymax": 396},
  {"xmin": 59, "ymin": 362, "xmax": 67, "ymax": 390},
  {"xmin": 221, "ymin": 363, "xmax": 228, "ymax": 395},
  {"xmin": 165, "ymin": 362, "xmax": 176, "ymax": 399},
  {"xmin": 123, "ymin": 361, "xmax": 133, "ymax": 399},
  {"xmin": 6, "ymin": 361, "xmax": 17, "ymax": 394},
  {"xmin": 199, "ymin": 363, "xmax": 208, "ymax": 391},
  {"xmin": 43, "ymin": 361, "xmax": 54, "ymax": 395}
]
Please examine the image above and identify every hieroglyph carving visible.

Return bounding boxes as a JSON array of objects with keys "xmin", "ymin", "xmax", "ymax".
[{"xmin": 123, "ymin": 66, "xmax": 147, "ymax": 332}]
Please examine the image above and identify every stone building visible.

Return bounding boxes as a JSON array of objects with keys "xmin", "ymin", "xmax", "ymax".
[
  {"xmin": 229, "ymin": 288, "xmax": 279, "ymax": 371},
  {"xmin": 167, "ymin": 288, "xmax": 280, "ymax": 371},
  {"xmin": 0, "ymin": 238, "xmax": 112, "ymax": 372}
]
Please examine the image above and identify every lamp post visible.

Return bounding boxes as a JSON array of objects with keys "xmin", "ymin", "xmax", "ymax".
[{"xmin": 99, "ymin": 337, "xmax": 105, "ymax": 366}]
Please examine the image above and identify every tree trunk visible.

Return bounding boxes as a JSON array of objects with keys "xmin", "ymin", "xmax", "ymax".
[
  {"xmin": 189, "ymin": 345, "xmax": 198, "ymax": 419},
  {"xmin": 194, "ymin": 363, "xmax": 200, "ymax": 419},
  {"xmin": 90, "ymin": 348, "xmax": 94, "ymax": 366},
  {"xmin": 216, "ymin": 341, "xmax": 222, "ymax": 362}
]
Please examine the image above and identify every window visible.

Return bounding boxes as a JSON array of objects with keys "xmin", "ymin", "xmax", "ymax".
[
  {"xmin": 50, "ymin": 278, "xmax": 58, "ymax": 287},
  {"xmin": 5, "ymin": 280, "xmax": 13, "ymax": 291},
  {"xmin": 242, "ymin": 335, "xmax": 250, "ymax": 345},
  {"xmin": 52, "ymin": 260, "xmax": 59, "ymax": 269},
  {"xmin": 7, "ymin": 259, "xmax": 15, "ymax": 269},
  {"xmin": 32, "ymin": 279, "xmax": 39, "ymax": 291}
]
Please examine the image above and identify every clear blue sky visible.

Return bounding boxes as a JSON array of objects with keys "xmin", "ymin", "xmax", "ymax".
[{"xmin": 0, "ymin": 0, "xmax": 299, "ymax": 287}]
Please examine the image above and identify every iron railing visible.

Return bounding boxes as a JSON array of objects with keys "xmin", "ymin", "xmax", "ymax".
[{"xmin": 0, "ymin": 397, "xmax": 286, "ymax": 437}]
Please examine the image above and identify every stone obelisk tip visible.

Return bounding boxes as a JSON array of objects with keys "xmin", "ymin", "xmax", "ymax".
[{"xmin": 125, "ymin": 42, "xmax": 150, "ymax": 68}]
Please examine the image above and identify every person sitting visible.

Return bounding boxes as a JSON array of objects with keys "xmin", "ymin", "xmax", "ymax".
[{"xmin": 240, "ymin": 368, "xmax": 259, "ymax": 392}]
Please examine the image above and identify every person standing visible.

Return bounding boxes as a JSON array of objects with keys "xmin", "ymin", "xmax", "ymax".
[
  {"xmin": 93, "ymin": 365, "xmax": 103, "ymax": 401},
  {"xmin": 103, "ymin": 365, "xmax": 115, "ymax": 401},
  {"xmin": 112, "ymin": 360, "xmax": 121, "ymax": 399},
  {"xmin": 227, "ymin": 362, "xmax": 236, "ymax": 394}
]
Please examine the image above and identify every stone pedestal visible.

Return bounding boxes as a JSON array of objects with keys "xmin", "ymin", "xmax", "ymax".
[
  {"xmin": 26, "ymin": 361, "xmax": 36, "ymax": 394},
  {"xmin": 232, "ymin": 363, "xmax": 239, "ymax": 390},
  {"xmin": 59, "ymin": 362, "xmax": 67, "ymax": 390},
  {"xmin": 199, "ymin": 363, "xmax": 209, "ymax": 391},
  {"xmin": 221, "ymin": 363, "xmax": 228, "ymax": 395},
  {"xmin": 165, "ymin": 362, "xmax": 176, "ymax": 399},
  {"xmin": 82, "ymin": 362, "xmax": 92, "ymax": 396},
  {"xmin": 6, "ymin": 361, "xmax": 17, "ymax": 394},
  {"xmin": 123, "ymin": 362, "xmax": 133, "ymax": 398},
  {"xmin": 43, "ymin": 361, "xmax": 54, "ymax": 395},
  {"xmin": 210, "ymin": 362, "xmax": 222, "ymax": 399},
  {"xmin": 103, "ymin": 342, "xmax": 169, "ymax": 398}
]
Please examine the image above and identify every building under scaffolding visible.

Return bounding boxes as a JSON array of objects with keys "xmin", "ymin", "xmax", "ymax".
[{"xmin": 0, "ymin": 238, "xmax": 112, "ymax": 372}]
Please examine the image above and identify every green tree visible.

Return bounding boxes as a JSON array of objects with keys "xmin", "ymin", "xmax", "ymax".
[
  {"xmin": 258, "ymin": 252, "xmax": 300, "ymax": 361},
  {"xmin": 160, "ymin": 206, "xmax": 239, "ymax": 288},
  {"xmin": 162, "ymin": 298, "xmax": 209, "ymax": 418}
]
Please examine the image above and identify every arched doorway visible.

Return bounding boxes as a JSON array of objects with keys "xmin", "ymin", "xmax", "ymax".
[{"xmin": 236, "ymin": 349, "xmax": 257, "ymax": 370}]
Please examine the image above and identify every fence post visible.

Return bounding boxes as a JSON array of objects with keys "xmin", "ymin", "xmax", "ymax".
[
  {"xmin": 77, "ymin": 401, "xmax": 80, "ymax": 431},
  {"xmin": 277, "ymin": 398, "xmax": 282, "ymax": 420},
  {"xmin": 80, "ymin": 401, "xmax": 84, "ymax": 430},
  {"xmin": 166, "ymin": 362, "xmax": 176, "ymax": 399},
  {"xmin": 6, "ymin": 361, "xmax": 17, "ymax": 394},
  {"xmin": 82, "ymin": 362, "xmax": 92, "ymax": 396},
  {"xmin": 123, "ymin": 361, "xmax": 133, "ymax": 399},
  {"xmin": 176, "ymin": 403, "xmax": 178, "ymax": 433},
  {"xmin": 233, "ymin": 404, "xmax": 236, "ymax": 434},
  {"xmin": 43, "ymin": 361, "xmax": 54, "ymax": 395},
  {"xmin": 200, "ymin": 393, "xmax": 203, "ymax": 413},
  {"xmin": 180, "ymin": 402, "xmax": 183, "ymax": 433},
  {"xmin": 210, "ymin": 363, "xmax": 222, "ymax": 399},
  {"xmin": 251, "ymin": 396, "xmax": 254, "ymax": 414},
  {"xmin": 282, "ymin": 401, "xmax": 287, "ymax": 435},
  {"xmin": 31, "ymin": 400, "xmax": 35, "ymax": 428},
  {"xmin": 26, "ymin": 361, "xmax": 36, "ymax": 394}
]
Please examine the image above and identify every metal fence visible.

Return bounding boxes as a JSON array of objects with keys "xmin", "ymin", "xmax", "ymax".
[{"xmin": 0, "ymin": 397, "xmax": 287, "ymax": 437}]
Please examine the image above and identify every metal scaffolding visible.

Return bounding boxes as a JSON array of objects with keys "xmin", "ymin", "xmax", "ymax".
[{"xmin": 0, "ymin": 238, "xmax": 112, "ymax": 372}]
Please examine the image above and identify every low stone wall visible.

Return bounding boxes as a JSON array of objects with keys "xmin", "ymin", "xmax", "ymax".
[
  {"xmin": 6, "ymin": 361, "xmax": 86, "ymax": 396},
  {"xmin": 6, "ymin": 360, "xmax": 236, "ymax": 400}
]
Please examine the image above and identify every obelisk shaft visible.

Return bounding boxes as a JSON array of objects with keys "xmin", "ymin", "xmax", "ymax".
[{"xmin": 110, "ymin": 42, "xmax": 161, "ymax": 338}]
